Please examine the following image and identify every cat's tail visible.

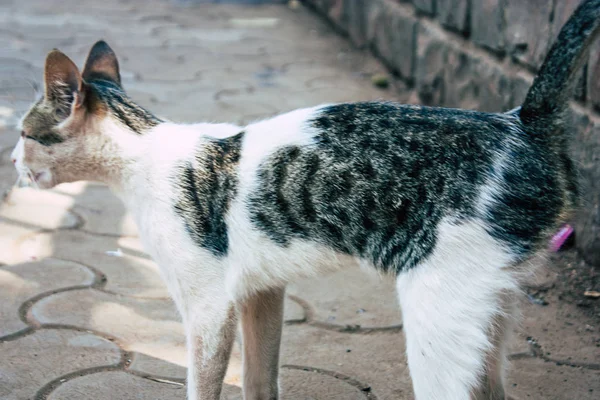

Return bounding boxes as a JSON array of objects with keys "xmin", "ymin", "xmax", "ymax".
[{"xmin": 519, "ymin": 0, "xmax": 600, "ymax": 135}]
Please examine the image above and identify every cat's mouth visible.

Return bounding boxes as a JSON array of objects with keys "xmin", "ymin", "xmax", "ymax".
[{"xmin": 15, "ymin": 168, "xmax": 52, "ymax": 189}]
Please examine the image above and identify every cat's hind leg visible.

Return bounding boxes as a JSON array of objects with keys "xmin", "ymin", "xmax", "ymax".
[
  {"xmin": 471, "ymin": 293, "xmax": 519, "ymax": 400},
  {"xmin": 396, "ymin": 220, "xmax": 521, "ymax": 400},
  {"xmin": 239, "ymin": 287, "xmax": 285, "ymax": 400}
]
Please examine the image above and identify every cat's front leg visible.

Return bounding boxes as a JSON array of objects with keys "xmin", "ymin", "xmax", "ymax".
[
  {"xmin": 185, "ymin": 298, "xmax": 238, "ymax": 400},
  {"xmin": 239, "ymin": 287, "xmax": 285, "ymax": 400}
]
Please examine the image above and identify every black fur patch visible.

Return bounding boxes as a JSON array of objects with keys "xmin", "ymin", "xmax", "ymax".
[
  {"xmin": 25, "ymin": 131, "xmax": 64, "ymax": 146},
  {"xmin": 484, "ymin": 112, "xmax": 568, "ymax": 255},
  {"xmin": 172, "ymin": 132, "xmax": 245, "ymax": 257},
  {"xmin": 247, "ymin": 102, "xmax": 569, "ymax": 273},
  {"xmin": 89, "ymin": 79, "xmax": 162, "ymax": 133}
]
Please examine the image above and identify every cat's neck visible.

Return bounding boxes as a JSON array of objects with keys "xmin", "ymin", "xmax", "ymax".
[
  {"xmin": 86, "ymin": 117, "xmax": 150, "ymax": 194},
  {"xmin": 93, "ymin": 118, "xmax": 244, "ymax": 200}
]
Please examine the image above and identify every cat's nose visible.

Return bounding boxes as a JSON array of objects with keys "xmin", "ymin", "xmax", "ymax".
[{"xmin": 11, "ymin": 158, "xmax": 16, "ymax": 164}]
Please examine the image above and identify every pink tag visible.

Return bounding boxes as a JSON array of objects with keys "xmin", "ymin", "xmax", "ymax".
[{"xmin": 549, "ymin": 224, "xmax": 574, "ymax": 252}]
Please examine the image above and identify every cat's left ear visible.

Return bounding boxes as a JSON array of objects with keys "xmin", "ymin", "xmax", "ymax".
[{"xmin": 82, "ymin": 40, "xmax": 121, "ymax": 86}]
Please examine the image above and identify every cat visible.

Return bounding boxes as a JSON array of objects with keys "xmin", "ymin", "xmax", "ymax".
[{"xmin": 10, "ymin": 0, "xmax": 600, "ymax": 399}]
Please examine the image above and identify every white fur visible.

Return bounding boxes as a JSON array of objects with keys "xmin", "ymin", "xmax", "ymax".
[
  {"xmin": 225, "ymin": 105, "xmax": 357, "ymax": 299},
  {"xmin": 110, "ymin": 105, "xmax": 358, "ymax": 400},
  {"xmin": 10, "ymin": 137, "xmax": 25, "ymax": 173},
  {"xmin": 397, "ymin": 218, "xmax": 519, "ymax": 400}
]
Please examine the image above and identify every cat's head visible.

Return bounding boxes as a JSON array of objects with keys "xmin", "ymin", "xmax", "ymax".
[{"xmin": 11, "ymin": 40, "xmax": 157, "ymax": 189}]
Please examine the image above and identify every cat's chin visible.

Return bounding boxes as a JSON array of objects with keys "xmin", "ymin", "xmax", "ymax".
[{"xmin": 18, "ymin": 169, "xmax": 55, "ymax": 190}]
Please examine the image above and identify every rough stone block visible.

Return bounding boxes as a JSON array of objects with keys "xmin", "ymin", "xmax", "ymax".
[
  {"xmin": 371, "ymin": 2, "xmax": 418, "ymax": 80},
  {"xmin": 415, "ymin": 23, "xmax": 449, "ymax": 105},
  {"xmin": 328, "ymin": 0, "xmax": 349, "ymax": 33},
  {"xmin": 546, "ymin": 0, "xmax": 588, "ymax": 102},
  {"xmin": 531, "ymin": 0, "xmax": 588, "ymax": 101},
  {"xmin": 510, "ymin": 72, "xmax": 533, "ymax": 109},
  {"xmin": 550, "ymin": 0, "xmax": 589, "ymax": 102},
  {"xmin": 305, "ymin": 0, "xmax": 349, "ymax": 34},
  {"xmin": 588, "ymin": 38, "xmax": 600, "ymax": 110},
  {"xmin": 437, "ymin": 0, "xmax": 469, "ymax": 33},
  {"xmin": 444, "ymin": 49, "xmax": 512, "ymax": 112},
  {"xmin": 470, "ymin": 0, "xmax": 505, "ymax": 53},
  {"xmin": 550, "ymin": 0, "xmax": 584, "ymax": 44},
  {"xmin": 570, "ymin": 109, "xmax": 600, "ymax": 266},
  {"xmin": 573, "ymin": 67, "xmax": 587, "ymax": 102},
  {"xmin": 178, "ymin": 0, "xmax": 285, "ymax": 3},
  {"xmin": 505, "ymin": 0, "xmax": 553, "ymax": 69},
  {"xmin": 412, "ymin": 0, "xmax": 435, "ymax": 15},
  {"xmin": 345, "ymin": 0, "xmax": 369, "ymax": 47}
]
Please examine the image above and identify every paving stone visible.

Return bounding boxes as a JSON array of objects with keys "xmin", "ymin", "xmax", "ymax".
[
  {"xmin": 0, "ymin": 259, "xmax": 94, "ymax": 338},
  {"xmin": 129, "ymin": 339, "xmax": 244, "ymax": 387},
  {"xmin": 0, "ymin": 58, "xmax": 43, "ymax": 120},
  {"xmin": 0, "ymin": 139, "xmax": 16, "ymax": 163},
  {"xmin": 0, "ymin": 220, "xmax": 38, "ymax": 265},
  {"xmin": 280, "ymin": 367, "xmax": 369, "ymax": 399},
  {"xmin": 507, "ymin": 357, "xmax": 600, "ymax": 400},
  {"xmin": 0, "ymin": 156, "xmax": 19, "ymax": 199},
  {"xmin": 18, "ymin": 231, "xmax": 168, "ymax": 298},
  {"xmin": 1, "ymin": 187, "xmax": 79, "ymax": 230},
  {"xmin": 520, "ymin": 294, "xmax": 600, "ymax": 365},
  {"xmin": 284, "ymin": 295, "xmax": 305, "ymax": 323},
  {"xmin": 30, "ymin": 289, "xmax": 186, "ymax": 366},
  {"xmin": 128, "ymin": 296, "xmax": 302, "ymax": 381},
  {"xmin": 53, "ymin": 182, "xmax": 138, "ymax": 237},
  {"xmin": 0, "ymin": 130, "xmax": 18, "ymax": 155},
  {"xmin": 288, "ymin": 266, "xmax": 400, "ymax": 329},
  {"xmin": 128, "ymin": 351, "xmax": 188, "ymax": 381},
  {"xmin": 2, "ymin": 0, "xmax": 599, "ymax": 398},
  {"xmin": 281, "ymin": 324, "xmax": 410, "ymax": 400},
  {"xmin": 47, "ymin": 371, "xmax": 243, "ymax": 400},
  {"xmin": 0, "ymin": 329, "xmax": 121, "ymax": 400}
]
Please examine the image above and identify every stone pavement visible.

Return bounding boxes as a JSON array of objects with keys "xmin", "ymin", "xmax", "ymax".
[{"xmin": 0, "ymin": 0, "xmax": 598, "ymax": 399}]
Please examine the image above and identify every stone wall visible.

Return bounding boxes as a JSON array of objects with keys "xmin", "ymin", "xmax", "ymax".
[{"xmin": 303, "ymin": 0, "xmax": 600, "ymax": 266}]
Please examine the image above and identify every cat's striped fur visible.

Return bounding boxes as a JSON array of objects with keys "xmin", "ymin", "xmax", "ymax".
[{"xmin": 12, "ymin": 1, "xmax": 600, "ymax": 399}]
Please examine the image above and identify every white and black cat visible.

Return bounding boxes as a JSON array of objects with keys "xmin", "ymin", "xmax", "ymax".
[{"xmin": 11, "ymin": 1, "xmax": 600, "ymax": 399}]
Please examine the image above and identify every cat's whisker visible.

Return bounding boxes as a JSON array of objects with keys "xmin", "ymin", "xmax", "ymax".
[
  {"xmin": 24, "ymin": 168, "xmax": 40, "ymax": 190},
  {"xmin": 23, "ymin": 78, "xmax": 41, "ymax": 99},
  {"xmin": 14, "ymin": 173, "xmax": 23, "ymax": 189}
]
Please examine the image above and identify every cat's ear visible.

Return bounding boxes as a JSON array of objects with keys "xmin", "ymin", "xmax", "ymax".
[
  {"xmin": 44, "ymin": 49, "xmax": 84, "ymax": 118},
  {"xmin": 82, "ymin": 40, "xmax": 121, "ymax": 86}
]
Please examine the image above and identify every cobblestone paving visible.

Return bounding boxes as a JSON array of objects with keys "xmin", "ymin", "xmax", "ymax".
[{"xmin": 0, "ymin": 0, "xmax": 598, "ymax": 399}]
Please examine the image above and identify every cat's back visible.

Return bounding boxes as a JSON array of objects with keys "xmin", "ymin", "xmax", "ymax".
[{"xmin": 242, "ymin": 102, "xmax": 568, "ymax": 272}]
